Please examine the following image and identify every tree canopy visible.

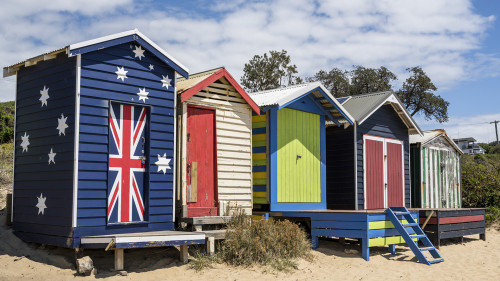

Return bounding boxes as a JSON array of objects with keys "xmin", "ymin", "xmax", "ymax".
[{"xmin": 240, "ymin": 50, "xmax": 302, "ymax": 92}]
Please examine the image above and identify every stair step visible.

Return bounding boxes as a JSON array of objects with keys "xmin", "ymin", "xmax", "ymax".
[
  {"xmin": 429, "ymin": 258, "xmax": 444, "ymax": 264},
  {"xmin": 411, "ymin": 234, "xmax": 426, "ymax": 239},
  {"xmin": 393, "ymin": 211, "xmax": 410, "ymax": 215},
  {"xmin": 403, "ymin": 223, "xmax": 419, "ymax": 227},
  {"xmin": 419, "ymin": 247, "xmax": 435, "ymax": 252}
]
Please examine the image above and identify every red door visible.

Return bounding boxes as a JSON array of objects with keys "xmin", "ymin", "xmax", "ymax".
[
  {"xmin": 365, "ymin": 138, "xmax": 384, "ymax": 209},
  {"xmin": 387, "ymin": 142, "xmax": 404, "ymax": 207},
  {"xmin": 186, "ymin": 106, "xmax": 218, "ymax": 217}
]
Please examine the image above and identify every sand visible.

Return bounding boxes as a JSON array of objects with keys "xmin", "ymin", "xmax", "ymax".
[{"xmin": 1, "ymin": 186, "xmax": 499, "ymax": 280}]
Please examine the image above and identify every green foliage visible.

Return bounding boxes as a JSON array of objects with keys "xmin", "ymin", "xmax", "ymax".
[
  {"xmin": 397, "ymin": 67, "xmax": 448, "ymax": 123},
  {"xmin": 0, "ymin": 101, "xmax": 15, "ymax": 144},
  {"xmin": 0, "ymin": 142, "xmax": 14, "ymax": 185},
  {"xmin": 306, "ymin": 68, "xmax": 351, "ymax": 97},
  {"xmin": 478, "ymin": 143, "xmax": 493, "ymax": 154},
  {"xmin": 461, "ymin": 154, "xmax": 500, "ymax": 223},
  {"xmin": 350, "ymin": 65, "xmax": 396, "ymax": 95},
  {"xmin": 240, "ymin": 50, "xmax": 302, "ymax": 92},
  {"xmin": 477, "ymin": 143, "xmax": 500, "ymax": 154},
  {"xmin": 220, "ymin": 214, "xmax": 311, "ymax": 271}
]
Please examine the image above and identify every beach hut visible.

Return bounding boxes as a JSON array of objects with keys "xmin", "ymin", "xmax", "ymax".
[
  {"xmin": 409, "ymin": 129, "xmax": 463, "ymax": 208},
  {"xmin": 175, "ymin": 67, "xmax": 260, "ymax": 223},
  {"xmin": 325, "ymin": 91, "xmax": 422, "ymax": 210},
  {"xmin": 3, "ymin": 30, "xmax": 205, "ymax": 252},
  {"xmin": 249, "ymin": 82, "xmax": 354, "ymax": 211}
]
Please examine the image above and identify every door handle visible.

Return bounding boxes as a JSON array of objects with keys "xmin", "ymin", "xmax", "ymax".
[{"xmin": 297, "ymin": 154, "xmax": 302, "ymax": 160}]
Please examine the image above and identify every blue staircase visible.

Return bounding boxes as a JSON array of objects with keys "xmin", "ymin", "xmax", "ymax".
[{"xmin": 386, "ymin": 207, "xmax": 444, "ymax": 265}]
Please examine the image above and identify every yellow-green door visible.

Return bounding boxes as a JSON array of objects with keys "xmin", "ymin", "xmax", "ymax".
[{"xmin": 277, "ymin": 108, "xmax": 321, "ymax": 202}]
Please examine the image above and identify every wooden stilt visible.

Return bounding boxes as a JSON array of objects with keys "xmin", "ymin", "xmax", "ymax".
[
  {"xmin": 480, "ymin": 232, "xmax": 486, "ymax": 241},
  {"xmin": 114, "ymin": 249, "xmax": 124, "ymax": 271},
  {"xmin": 194, "ymin": 225, "xmax": 202, "ymax": 232},
  {"xmin": 362, "ymin": 238, "xmax": 369, "ymax": 261},
  {"xmin": 206, "ymin": 237, "xmax": 215, "ymax": 255},
  {"xmin": 388, "ymin": 244, "xmax": 396, "ymax": 256},
  {"xmin": 179, "ymin": 245, "xmax": 189, "ymax": 264},
  {"xmin": 339, "ymin": 237, "xmax": 346, "ymax": 245}
]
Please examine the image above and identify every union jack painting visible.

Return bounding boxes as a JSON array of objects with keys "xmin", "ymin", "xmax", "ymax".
[{"xmin": 108, "ymin": 103, "xmax": 148, "ymax": 223}]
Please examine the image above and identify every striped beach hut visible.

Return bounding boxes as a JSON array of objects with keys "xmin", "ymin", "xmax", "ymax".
[
  {"xmin": 410, "ymin": 129, "xmax": 463, "ymax": 208},
  {"xmin": 175, "ymin": 67, "xmax": 260, "ymax": 219},
  {"xmin": 3, "ymin": 30, "xmax": 197, "ymax": 248},
  {"xmin": 249, "ymin": 82, "xmax": 354, "ymax": 211},
  {"xmin": 326, "ymin": 91, "xmax": 422, "ymax": 210}
]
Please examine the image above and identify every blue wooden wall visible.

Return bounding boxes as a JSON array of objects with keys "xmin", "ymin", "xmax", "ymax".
[
  {"xmin": 74, "ymin": 42, "xmax": 177, "ymax": 238},
  {"xmin": 325, "ymin": 125, "xmax": 355, "ymax": 210},
  {"xmin": 13, "ymin": 54, "xmax": 76, "ymax": 247},
  {"xmin": 356, "ymin": 105, "xmax": 410, "ymax": 209}
]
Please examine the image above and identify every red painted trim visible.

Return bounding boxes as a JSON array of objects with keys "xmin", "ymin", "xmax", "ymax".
[
  {"xmin": 363, "ymin": 133, "xmax": 402, "ymax": 142},
  {"xmin": 180, "ymin": 67, "xmax": 260, "ymax": 115},
  {"xmin": 419, "ymin": 214, "xmax": 484, "ymax": 225}
]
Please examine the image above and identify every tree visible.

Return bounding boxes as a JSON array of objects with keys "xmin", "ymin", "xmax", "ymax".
[
  {"xmin": 240, "ymin": 50, "xmax": 302, "ymax": 92},
  {"xmin": 397, "ymin": 66, "xmax": 449, "ymax": 123},
  {"xmin": 306, "ymin": 68, "xmax": 350, "ymax": 97},
  {"xmin": 350, "ymin": 66, "xmax": 397, "ymax": 95}
]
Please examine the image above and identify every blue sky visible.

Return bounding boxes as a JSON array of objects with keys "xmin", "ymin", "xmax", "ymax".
[{"xmin": 1, "ymin": 0, "xmax": 499, "ymax": 142}]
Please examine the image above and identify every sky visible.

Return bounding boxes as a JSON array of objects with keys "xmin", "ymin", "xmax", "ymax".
[{"xmin": 1, "ymin": 0, "xmax": 499, "ymax": 143}]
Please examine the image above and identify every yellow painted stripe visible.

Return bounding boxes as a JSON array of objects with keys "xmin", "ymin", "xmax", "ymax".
[
  {"xmin": 369, "ymin": 236, "xmax": 418, "ymax": 247},
  {"xmin": 253, "ymin": 160, "xmax": 266, "ymax": 166},
  {"xmin": 253, "ymin": 191, "xmax": 267, "ymax": 198},
  {"xmin": 253, "ymin": 197, "xmax": 268, "ymax": 204},
  {"xmin": 253, "ymin": 153, "xmax": 266, "ymax": 160},
  {"xmin": 253, "ymin": 172, "xmax": 267, "ymax": 179},
  {"xmin": 369, "ymin": 220, "xmax": 410, "ymax": 230},
  {"xmin": 253, "ymin": 134, "xmax": 266, "ymax": 141},
  {"xmin": 253, "ymin": 121, "xmax": 266, "ymax": 128},
  {"xmin": 252, "ymin": 140, "xmax": 266, "ymax": 147},
  {"xmin": 253, "ymin": 179, "xmax": 266, "ymax": 185},
  {"xmin": 252, "ymin": 115, "xmax": 266, "ymax": 122}
]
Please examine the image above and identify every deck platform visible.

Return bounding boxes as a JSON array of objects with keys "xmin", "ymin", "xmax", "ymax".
[
  {"xmin": 412, "ymin": 208, "xmax": 486, "ymax": 248},
  {"xmin": 179, "ymin": 216, "xmax": 233, "ymax": 231},
  {"xmin": 258, "ymin": 209, "xmax": 419, "ymax": 261}
]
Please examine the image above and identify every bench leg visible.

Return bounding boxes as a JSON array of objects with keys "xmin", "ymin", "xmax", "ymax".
[
  {"xmin": 206, "ymin": 237, "xmax": 215, "ymax": 256},
  {"xmin": 388, "ymin": 244, "xmax": 396, "ymax": 256},
  {"xmin": 179, "ymin": 245, "xmax": 189, "ymax": 264},
  {"xmin": 339, "ymin": 237, "xmax": 346, "ymax": 245},
  {"xmin": 311, "ymin": 235, "xmax": 319, "ymax": 249},
  {"xmin": 114, "ymin": 249, "xmax": 124, "ymax": 271}
]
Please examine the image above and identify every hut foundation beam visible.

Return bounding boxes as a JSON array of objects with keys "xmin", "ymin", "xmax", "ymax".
[
  {"xmin": 114, "ymin": 249, "xmax": 124, "ymax": 271},
  {"xmin": 206, "ymin": 237, "xmax": 215, "ymax": 255},
  {"xmin": 179, "ymin": 245, "xmax": 189, "ymax": 263}
]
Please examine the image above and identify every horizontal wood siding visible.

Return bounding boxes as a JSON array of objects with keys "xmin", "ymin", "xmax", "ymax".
[
  {"xmin": 185, "ymin": 81, "xmax": 253, "ymax": 215},
  {"xmin": 410, "ymin": 145, "xmax": 421, "ymax": 208},
  {"xmin": 326, "ymin": 125, "xmax": 355, "ymax": 209},
  {"xmin": 76, "ymin": 43, "xmax": 176, "ymax": 236},
  {"xmin": 357, "ymin": 105, "xmax": 410, "ymax": 210},
  {"xmin": 252, "ymin": 111, "xmax": 268, "ymax": 204},
  {"xmin": 13, "ymin": 53, "xmax": 76, "ymax": 246}
]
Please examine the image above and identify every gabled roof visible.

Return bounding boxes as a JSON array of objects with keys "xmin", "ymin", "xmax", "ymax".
[
  {"xmin": 4, "ymin": 29, "xmax": 189, "ymax": 78},
  {"xmin": 248, "ymin": 82, "xmax": 354, "ymax": 126},
  {"xmin": 177, "ymin": 67, "xmax": 260, "ymax": 114},
  {"xmin": 341, "ymin": 91, "xmax": 422, "ymax": 135},
  {"xmin": 410, "ymin": 129, "xmax": 463, "ymax": 154}
]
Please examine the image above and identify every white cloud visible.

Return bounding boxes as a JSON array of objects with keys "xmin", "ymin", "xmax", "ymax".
[
  {"xmin": 416, "ymin": 113, "xmax": 500, "ymax": 144},
  {"xmin": 0, "ymin": 0, "xmax": 496, "ymax": 103}
]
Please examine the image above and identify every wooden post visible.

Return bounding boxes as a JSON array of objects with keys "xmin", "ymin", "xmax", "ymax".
[
  {"xmin": 179, "ymin": 245, "xmax": 189, "ymax": 264},
  {"xmin": 480, "ymin": 232, "xmax": 486, "ymax": 241},
  {"xmin": 388, "ymin": 244, "xmax": 396, "ymax": 256},
  {"xmin": 436, "ymin": 211, "xmax": 441, "ymax": 249},
  {"xmin": 194, "ymin": 225, "xmax": 202, "ymax": 232},
  {"xmin": 5, "ymin": 193, "xmax": 12, "ymax": 226},
  {"xmin": 207, "ymin": 237, "xmax": 215, "ymax": 256},
  {"xmin": 339, "ymin": 237, "xmax": 346, "ymax": 245},
  {"xmin": 114, "ymin": 249, "xmax": 124, "ymax": 271}
]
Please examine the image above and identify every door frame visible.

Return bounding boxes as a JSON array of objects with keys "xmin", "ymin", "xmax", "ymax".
[
  {"xmin": 185, "ymin": 104, "xmax": 218, "ymax": 216},
  {"xmin": 363, "ymin": 134, "xmax": 404, "ymax": 209}
]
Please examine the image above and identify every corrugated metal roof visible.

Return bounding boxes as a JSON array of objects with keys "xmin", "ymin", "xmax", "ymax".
[
  {"xmin": 176, "ymin": 67, "xmax": 222, "ymax": 93},
  {"xmin": 410, "ymin": 129, "xmax": 463, "ymax": 154},
  {"xmin": 4, "ymin": 29, "xmax": 188, "ymax": 78},
  {"xmin": 338, "ymin": 91, "xmax": 422, "ymax": 135},
  {"xmin": 248, "ymin": 82, "xmax": 354, "ymax": 125}
]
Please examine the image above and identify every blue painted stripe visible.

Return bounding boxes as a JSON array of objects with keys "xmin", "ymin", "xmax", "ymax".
[
  {"xmin": 252, "ymin": 146, "xmax": 266, "ymax": 153},
  {"xmin": 252, "ymin": 165, "xmax": 266, "ymax": 172},
  {"xmin": 252, "ymin": 127, "xmax": 266, "ymax": 134},
  {"xmin": 253, "ymin": 185, "xmax": 267, "ymax": 192}
]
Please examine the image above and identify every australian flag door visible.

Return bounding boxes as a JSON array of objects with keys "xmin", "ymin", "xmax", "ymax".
[{"xmin": 108, "ymin": 103, "xmax": 149, "ymax": 224}]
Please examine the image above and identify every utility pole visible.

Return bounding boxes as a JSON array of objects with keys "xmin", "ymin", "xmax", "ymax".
[{"xmin": 491, "ymin": 120, "xmax": 500, "ymax": 145}]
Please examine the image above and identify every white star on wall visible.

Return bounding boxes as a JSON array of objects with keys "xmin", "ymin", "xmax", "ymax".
[
  {"xmin": 56, "ymin": 113, "xmax": 69, "ymax": 136},
  {"xmin": 133, "ymin": 45, "xmax": 145, "ymax": 60},
  {"xmin": 48, "ymin": 148, "xmax": 56, "ymax": 164},
  {"xmin": 137, "ymin": 88, "xmax": 149, "ymax": 103},
  {"xmin": 149, "ymin": 64, "xmax": 154, "ymax": 71},
  {"xmin": 155, "ymin": 153, "xmax": 171, "ymax": 174},
  {"xmin": 36, "ymin": 193, "xmax": 47, "ymax": 215},
  {"xmin": 40, "ymin": 85, "xmax": 49, "ymax": 107},
  {"xmin": 21, "ymin": 132, "xmax": 30, "ymax": 152},
  {"xmin": 161, "ymin": 75, "xmax": 172, "ymax": 89},
  {"xmin": 115, "ymin": 66, "xmax": 128, "ymax": 82}
]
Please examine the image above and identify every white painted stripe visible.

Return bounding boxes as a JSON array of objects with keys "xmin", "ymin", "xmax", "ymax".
[
  {"xmin": 81, "ymin": 234, "xmax": 205, "ymax": 245},
  {"xmin": 72, "ymin": 55, "xmax": 82, "ymax": 228},
  {"xmin": 172, "ymin": 77, "xmax": 177, "ymax": 222},
  {"xmin": 11, "ymin": 74, "xmax": 18, "ymax": 222},
  {"xmin": 69, "ymin": 29, "xmax": 189, "ymax": 74}
]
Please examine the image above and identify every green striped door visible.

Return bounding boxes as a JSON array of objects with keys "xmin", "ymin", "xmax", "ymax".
[{"xmin": 277, "ymin": 108, "xmax": 321, "ymax": 203}]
